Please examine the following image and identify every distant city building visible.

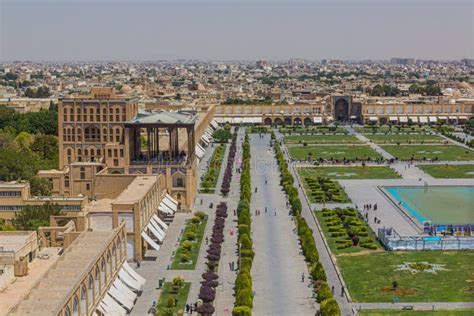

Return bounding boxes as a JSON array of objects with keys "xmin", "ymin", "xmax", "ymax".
[{"xmin": 391, "ymin": 58, "xmax": 416, "ymax": 65}]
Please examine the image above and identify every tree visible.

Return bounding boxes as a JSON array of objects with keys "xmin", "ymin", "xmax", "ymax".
[
  {"xmin": 31, "ymin": 134, "xmax": 57, "ymax": 159},
  {"xmin": 30, "ymin": 176, "xmax": 52, "ymax": 196},
  {"xmin": 14, "ymin": 131, "xmax": 34, "ymax": 151},
  {"xmin": 13, "ymin": 202, "xmax": 62, "ymax": 230},
  {"xmin": 317, "ymin": 282, "xmax": 333, "ymax": 302}
]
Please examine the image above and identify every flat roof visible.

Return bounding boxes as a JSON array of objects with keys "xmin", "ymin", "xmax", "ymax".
[
  {"xmin": 114, "ymin": 176, "xmax": 157, "ymax": 205},
  {"xmin": 0, "ymin": 231, "xmax": 36, "ymax": 253},
  {"xmin": 9, "ymin": 230, "xmax": 116, "ymax": 316},
  {"xmin": 126, "ymin": 110, "xmax": 197, "ymax": 125}
]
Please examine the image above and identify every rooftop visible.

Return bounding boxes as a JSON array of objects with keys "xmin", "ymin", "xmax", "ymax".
[
  {"xmin": 114, "ymin": 176, "xmax": 158, "ymax": 205},
  {"xmin": 9, "ymin": 230, "xmax": 117, "ymax": 316},
  {"xmin": 127, "ymin": 110, "xmax": 197, "ymax": 125},
  {"xmin": 0, "ymin": 231, "xmax": 36, "ymax": 253}
]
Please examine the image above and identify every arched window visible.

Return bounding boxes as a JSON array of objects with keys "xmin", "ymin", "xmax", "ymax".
[
  {"xmin": 115, "ymin": 128, "xmax": 121, "ymax": 142},
  {"xmin": 70, "ymin": 108, "xmax": 75, "ymax": 121},
  {"xmin": 67, "ymin": 148, "xmax": 72, "ymax": 164},
  {"xmin": 64, "ymin": 306, "xmax": 71, "ymax": 316},
  {"xmin": 77, "ymin": 127, "xmax": 82, "ymax": 142},
  {"xmin": 90, "ymin": 148, "xmax": 95, "ymax": 157},
  {"xmin": 80, "ymin": 285, "xmax": 87, "ymax": 314},
  {"xmin": 112, "ymin": 244, "xmax": 117, "ymax": 269},
  {"xmin": 63, "ymin": 128, "xmax": 67, "ymax": 141},
  {"xmin": 122, "ymin": 108, "xmax": 126, "ymax": 121},
  {"xmin": 80, "ymin": 167, "xmax": 85, "ymax": 180},
  {"xmin": 100, "ymin": 258, "xmax": 106, "ymax": 285},
  {"xmin": 96, "ymin": 107, "xmax": 100, "ymax": 121},
  {"xmin": 106, "ymin": 251, "xmax": 112, "ymax": 272},
  {"xmin": 89, "ymin": 108, "xmax": 94, "ymax": 121},
  {"xmin": 88, "ymin": 276, "xmax": 94, "ymax": 306},
  {"xmin": 102, "ymin": 128, "xmax": 107, "ymax": 142},
  {"xmin": 94, "ymin": 267, "xmax": 100, "ymax": 293},
  {"xmin": 64, "ymin": 176, "xmax": 70, "ymax": 188},
  {"xmin": 73, "ymin": 295, "xmax": 79, "ymax": 316}
]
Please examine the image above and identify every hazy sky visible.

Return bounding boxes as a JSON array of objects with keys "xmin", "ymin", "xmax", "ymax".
[{"xmin": 1, "ymin": 0, "xmax": 473, "ymax": 61}]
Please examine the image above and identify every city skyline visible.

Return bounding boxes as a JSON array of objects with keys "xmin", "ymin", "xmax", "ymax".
[{"xmin": 1, "ymin": 0, "xmax": 473, "ymax": 62}]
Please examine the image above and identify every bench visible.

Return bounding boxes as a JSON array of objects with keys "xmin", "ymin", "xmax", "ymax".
[{"xmin": 402, "ymin": 305, "xmax": 414, "ymax": 311}]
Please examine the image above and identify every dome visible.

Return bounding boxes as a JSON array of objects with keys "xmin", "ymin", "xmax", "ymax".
[{"xmin": 120, "ymin": 85, "xmax": 133, "ymax": 94}]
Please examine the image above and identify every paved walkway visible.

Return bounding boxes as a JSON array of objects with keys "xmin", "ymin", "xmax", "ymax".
[
  {"xmin": 353, "ymin": 302, "xmax": 474, "ymax": 310},
  {"xmin": 250, "ymin": 134, "xmax": 316, "ymax": 315}
]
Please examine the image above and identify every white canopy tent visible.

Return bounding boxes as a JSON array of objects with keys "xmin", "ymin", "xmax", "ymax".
[
  {"xmin": 152, "ymin": 214, "xmax": 168, "ymax": 231},
  {"xmin": 409, "ymin": 116, "xmax": 419, "ymax": 123},
  {"xmin": 389, "ymin": 116, "xmax": 398, "ymax": 122},
  {"xmin": 123, "ymin": 261, "xmax": 146, "ymax": 285},
  {"xmin": 399, "ymin": 116, "xmax": 408, "ymax": 123},
  {"xmin": 214, "ymin": 117, "xmax": 224, "ymax": 124},
  {"xmin": 141, "ymin": 231, "xmax": 161, "ymax": 252},
  {"xmin": 429, "ymin": 116, "xmax": 438, "ymax": 123},
  {"xmin": 369, "ymin": 116, "xmax": 378, "ymax": 121},
  {"xmin": 313, "ymin": 117, "xmax": 323, "ymax": 123},
  {"xmin": 419, "ymin": 116, "xmax": 428, "ymax": 123}
]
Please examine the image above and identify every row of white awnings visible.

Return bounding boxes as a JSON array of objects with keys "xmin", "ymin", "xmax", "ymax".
[
  {"xmin": 214, "ymin": 117, "xmax": 262, "ymax": 124},
  {"xmin": 158, "ymin": 193, "xmax": 178, "ymax": 215},
  {"xmin": 98, "ymin": 261, "xmax": 146, "ymax": 315},
  {"xmin": 210, "ymin": 119, "xmax": 219, "ymax": 130},
  {"xmin": 141, "ymin": 213, "xmax": 170, "ymax": 252},
  {"xmin": 380, "ymin": 116, "xmax": 469, "ymax": 123}
]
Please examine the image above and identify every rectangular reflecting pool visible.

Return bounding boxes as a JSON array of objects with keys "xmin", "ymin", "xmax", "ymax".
[{"xmin": 385, "ymin": 186, "xmax": 474, "ymax": 225}]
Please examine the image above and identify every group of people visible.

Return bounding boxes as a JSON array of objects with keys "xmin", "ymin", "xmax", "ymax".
[
  {"xmin": 185, "ymin": 302, "xmax": 198, "ymax": 314},
  {"xmin": 363, "ymin": 203, "xmax": 377, "ymax": 211}
]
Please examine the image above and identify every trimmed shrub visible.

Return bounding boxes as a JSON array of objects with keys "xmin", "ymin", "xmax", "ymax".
[
  {"xmin": 317, "ymin": 282, "xmax": 333, "ymax": 303},
  {"xmin": 320, "ymin": 298, "xmax": 341, "ymax": 316},
  {"xmin": 235, "ymin": 288, "xmax": 253, "ymax": 308},
  {"xmin": 182, "ymin": 241, "xmax": 193, "ymax": 251},
  {"xmin": 232, "ymin": 306, "xmax": 252, "ymax": 316}
]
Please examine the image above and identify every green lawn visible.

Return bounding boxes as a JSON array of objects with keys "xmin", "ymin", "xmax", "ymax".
[
  {"xmin": 417, "ymin": 164, "xmax": 474, "ymax": 178},
  {"xmin": 283, "ymin": 134, "xmax": 360, "ymax": 144},
  {"xmin": 381, "ymin": 145, "xmax": 474, "ymax": 161},
  {"xmin": 380, "ymin": 145, "xmax": 474, "ymax": 161},
  {"xmin": 337, "ymin": 251, "xmax": 474, "ymax": 303},
  {"xmin": 298, "ymin": 166, "xmax": 400, "ymax": 179},
  {"xmin": 288, "ymin": 145, "xmax": 383, "ymax": 160},
  {"xmin": 171, "ymin": 215, "xmax": 208, "ymax": 270},
  {"xmin": 315, "ymin": 208, "xmax": 380, "ymax": 254},
  {"xmin": 155, "ymin": 282, "xmax": 191, "ymax": 316},
  {"xmin": 366, "ymin": 134, "xmax": 443, "ymax": 144},
  {"xmin": 358, "ymin": 309, "xmax": 474, "ymax": 316},
  {"xmin": 200, "ymin": 144, "xmax": 225, "ymax": 193}
]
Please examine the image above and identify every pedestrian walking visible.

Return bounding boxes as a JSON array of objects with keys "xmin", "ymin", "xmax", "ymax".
[
  {"xmin": 331, "ymin": 286, "xmax": 335, "ymax": 294},
  {"xmin": 265, "ymin": 206, "xmax": 267, "ymax": 213},
  {"xmin": 341, "ymin": 286, "xmax": 345, "ymax": 297},
  {"xmin": 301, "ymin": 273, "xmax": 305, "ymax": 282}
]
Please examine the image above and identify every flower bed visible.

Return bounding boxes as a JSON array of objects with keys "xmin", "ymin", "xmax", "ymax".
[
  {"xmin": 200, "ymin": 144, "xmax": 226, "ymax": 193},
  {"xmin": 171, "ymin": 212, "xmax": 208, "ymax": 270},
  {"xmin": 220, "ymin": 131, "xmax": 238, "ymax": 196},
  {"xmin": 301, "ymin": 176, "xmax": 351, "ymax": 203},
  {"xmin": 272, "ymin": 131, "xmax": 341, "ymax": 316},
  {"xmin": 155, "ymin": 277, "xmax": 191, "ymax": 316},
  {"xmin": 317, "ymin": 207, "xmax": 380, "ymax": 254}
]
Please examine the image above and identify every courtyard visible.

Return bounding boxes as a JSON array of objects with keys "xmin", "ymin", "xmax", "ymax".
[
  {"xmin": 417, "ymin": 164, "xmax": 474, "ymax": 178},
  {"xmin": 298, "ymin": 166, "xmax": 401, "ymax": 179}
]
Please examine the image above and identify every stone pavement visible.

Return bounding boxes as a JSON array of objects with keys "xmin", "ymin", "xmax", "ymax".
[{"xmin": 250, "ymin": 134, "xmax": 317, "ymax": 316}]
